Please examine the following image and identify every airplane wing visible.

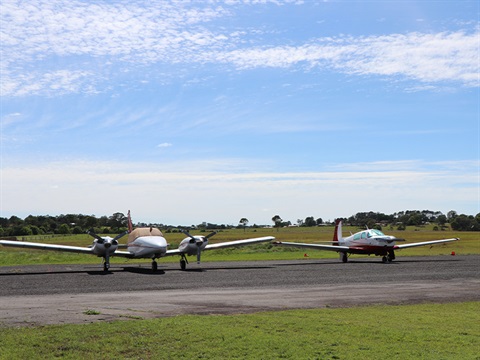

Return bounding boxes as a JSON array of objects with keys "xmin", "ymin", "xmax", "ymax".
[
  {"xmin": 110, "ymin": 250, "xmax": 136, "ymax": 258},
  {"xmin": 165, "ymin": 236, "xmax": 275, "ymax": 256},
  {"xmin": 204, "ymin": 236, "xmax": 275, "ymax": 250},
  {"xmin": 394, "ymin": 238, "xmax": 459, "ymax": 249},
  {"xmin": 274, "ymin": 241, "xmax": 350, "ymax": 252},
  {"xmin": 0, "ymin": 240, "xmax": 94, "ymax": 254},
  {"xmin": 0, "ymin": 239, "xmax": 138, "ymax": 261}
]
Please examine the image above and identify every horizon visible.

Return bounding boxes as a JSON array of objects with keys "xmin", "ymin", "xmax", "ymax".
[{"xmin": 1, "ymin": 1, "xmax": 479, "ymax": 225}]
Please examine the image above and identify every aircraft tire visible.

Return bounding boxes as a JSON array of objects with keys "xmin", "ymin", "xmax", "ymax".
[
  {"xmin": 180, "ymin": 259, "xmax": 186, "ymax": 271},
  {"xmin": 152, "ymin": 261, "xmax": 158, "ymax": 272}
]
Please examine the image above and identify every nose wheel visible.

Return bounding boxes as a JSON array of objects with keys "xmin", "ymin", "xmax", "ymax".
[
  {"xmin": 180, "ymin": 255, "xmax": 188, "ymax": 270},
  {"xmin": 103, "ymin": 255, "xmax": 110, "ymax": 272}
]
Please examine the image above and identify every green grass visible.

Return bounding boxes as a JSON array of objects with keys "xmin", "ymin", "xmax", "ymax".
[
  {"xmin": 0, "ymin": 226, "xmax": 475, "ymax": 267},
  {"xmin": 0, "ymin": 302, "xmax": 478, "ymax": 359}
]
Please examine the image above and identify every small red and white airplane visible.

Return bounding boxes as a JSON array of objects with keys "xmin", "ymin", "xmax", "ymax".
[
  {"xmin": 274, "ymin": 219, "xmax": 459, "ymax": 263},
  {"xmin": 0, "ymin": 211, "xmax": 275, "ymax": 272}
]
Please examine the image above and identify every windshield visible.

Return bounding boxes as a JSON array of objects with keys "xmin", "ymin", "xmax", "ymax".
[{"xmin": 371, "ymin": 229, "xmax": 385, "ymax": 236}]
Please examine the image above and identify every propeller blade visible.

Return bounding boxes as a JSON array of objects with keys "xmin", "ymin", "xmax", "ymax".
[
  {"xmin": 181, "ymin": 229, "xmax": 196, "ymax": 240},
  {"xmin": 205, "ymin": 231, "xmax": 217, "ymax": 239},
  {"xmin": 112, "ymin": 231, "xmax": 128, "ymax": 242},
  {"xmin": 196, "ymin": 246, "xmax": 201, "ymax": 264},
  {"xmin": 87, "ymin": 230, "xmax": 104, "ymax": 244}
]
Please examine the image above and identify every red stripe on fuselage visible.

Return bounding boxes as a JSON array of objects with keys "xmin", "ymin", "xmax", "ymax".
[{"xmin": 347, "ymin": 245, "xmax": 392, "ymax": 256}]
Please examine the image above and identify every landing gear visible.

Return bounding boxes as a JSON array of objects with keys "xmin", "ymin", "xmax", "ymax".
[
  {"xmin": 180, "ymin": 255, "xmax": 188, "ymax": 270},
  {"xmin": 382, "ymin": 252, "xmax": 394, "ymax": 263},
  {"xmin": 151, "ymin": 260, "xmax": 158, "ymax": 272},
  {"xmin": 340, "ymin": 252, "xmax": 348, "ymax": 263},
  {"xmin": 388, "ymin": 250, "xmax": 395, "ymax": 261},
  {"xmin": 103, "ymin": 255, "xmax": 110, "ymax": 272}
]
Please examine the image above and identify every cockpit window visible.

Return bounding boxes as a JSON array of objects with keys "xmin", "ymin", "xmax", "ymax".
[{"xmin": 371, "ymin": 229, "xmax": 385, "ymax": 236}]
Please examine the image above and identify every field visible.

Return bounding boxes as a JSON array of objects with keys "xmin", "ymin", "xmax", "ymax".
[
  {"xmin": 1, "ymin": 226, "xmax": 478, "ymax": 359},
  {"xmin": 0, "ymin": 302, "xmax": 478, "ymax": 359},
  {"xmin": 0, "ymin": 225, "xmax": 477, "ymax": 266}
]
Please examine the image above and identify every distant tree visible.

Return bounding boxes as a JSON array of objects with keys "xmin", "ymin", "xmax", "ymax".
[
  {"xmin": 72, "ymin": 226, "xmax": 83, "ymax": 234},
  {"xmin": 29, "ymin": 225, "xmax": 43, "ymax": 235},
  {"xmin": 13, "ymin": 225, "xmax": 33, "ymax": 236},
  {"xmin": 272, "ymin": 215, "xmax": 282, "ymax": 231},
  {"xmin": 447, "ymin": 210, "xmax": 458, "ymax": 220},
  {"xmin": 407, "ymin": 214, "xmax": 423, "ymax": 226},
  {"xmin": 239, "ymin": 218, "xmax": 249, "ymax": 232},
  {"xmin": 57, "ymin": 224, "xmax": 71, "ymax": 235},
  {"xmin": 436, "ymin": 215, "xmax": 448, "ymax": 226},
  {"xmin": 108, "ymin": 212, "xmax": 126, "ymax": 230},
  {"xmin": 451, "ymin": 214, "xmax": 480, "ymax": 231},
  {"xmin": 304, "ymin": 216, "xmax": 316, "ymax": 227},
  {"xmin": 9, "ymin": 216, "xmax": 23, "ymax": 226},
  {"xmin": 84, "ymin": 215, "xmax": 98, "ymax": 229},
  {"xmin": 316, "ymin": 218, "xmax": 323, "ymax": 225}
]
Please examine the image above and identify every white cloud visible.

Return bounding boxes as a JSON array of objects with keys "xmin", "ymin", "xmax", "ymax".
[
  {"xmin": 1, "ymin": 159, "xmax": 477, "ymax": 224},
  {"xmin": 157, "ymin": 142, "xmax": 172, "ymax": 148},
  {"xmin": 1, "ymin": 1, "xmax": 478, "ymax": 96},
  {"xmin": 210, "ymin": 31, "xmax": 479, "ymax": 86}
]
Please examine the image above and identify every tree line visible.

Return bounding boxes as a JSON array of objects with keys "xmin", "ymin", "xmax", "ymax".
[{"xmin": 0, "ymin": 209, "xmax": 479, "ymax": 237}]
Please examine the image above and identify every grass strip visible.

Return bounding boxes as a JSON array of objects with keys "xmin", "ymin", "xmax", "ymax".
[{"xmin": 0, "ymin": 302, "xmax": 478, "ymax": 359}]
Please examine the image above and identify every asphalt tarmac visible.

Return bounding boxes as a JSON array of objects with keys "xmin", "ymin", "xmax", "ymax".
[{"xmin": 0, "ymin": 255, "xmax": 478, "ymax": 327}]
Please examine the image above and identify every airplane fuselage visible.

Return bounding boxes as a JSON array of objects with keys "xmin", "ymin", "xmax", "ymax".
[
  {"xmin": 127, "ymin": 236, "xmax": 168, "ymax": 258},
  {"xmin": 338, "ymin": 229, "xmax": 399, "ymax": 256}
]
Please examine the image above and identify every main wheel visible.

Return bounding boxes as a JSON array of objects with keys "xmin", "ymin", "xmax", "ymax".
[
  {"xmin": 341, "ymin": 252, "xmax": 348, "ymax": 263},
  {"xmin": 180, "ymin": 259, "xmax": 186, "ymax": 270}
]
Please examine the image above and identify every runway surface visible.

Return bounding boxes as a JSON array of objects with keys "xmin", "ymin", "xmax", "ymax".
[{"xmin": 0, "ymin": 255, "xmax": 478, "ymax": 326}]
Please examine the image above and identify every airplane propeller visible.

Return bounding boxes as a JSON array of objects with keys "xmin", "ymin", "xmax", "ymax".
[
  {"xmin": 87, "ymin": 230, "xmax": 128, "ymax": 245},
  {"xmin": 86, "ymin": 230, "xmax": 128, "ymax": 271},
  {"xmin": 181, "ymin": 230, "xmax": 217, "ymax": 264}
]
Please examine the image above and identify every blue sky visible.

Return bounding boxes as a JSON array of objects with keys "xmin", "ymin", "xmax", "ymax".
[{"xmin": 1, "ymin": 0, "xmax": 479, "ymax": 225}]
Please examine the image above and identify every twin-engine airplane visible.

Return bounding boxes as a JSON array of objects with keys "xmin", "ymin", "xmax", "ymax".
[
  {"xmin": 0, "ymin": 211, "xmax": 275, "ymax": 272},
  {"xmin": 275, "ymin": 219, "xmax": 459, "ymax": 263}
]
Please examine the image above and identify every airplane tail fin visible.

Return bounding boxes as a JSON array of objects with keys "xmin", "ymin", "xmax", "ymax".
[
  {"xmin": 127, "ymin": 210, "xmax": 133, "ymax": 233},
  {"xmin": 333, "ymin": 219, "xmax": 342, "ymax": 245}
]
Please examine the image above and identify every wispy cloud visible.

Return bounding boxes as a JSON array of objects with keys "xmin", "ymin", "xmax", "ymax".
[
  {"xmin": 1, "ymin": 159, "xmax": 477, "ymax": 224},
  {"xmin": 210, "ymin": 31, "xmax": 479, "ymax": 86},
  {"xmin": 1, "ymin": 1, "xmax": 478, "ymax": 97}
]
